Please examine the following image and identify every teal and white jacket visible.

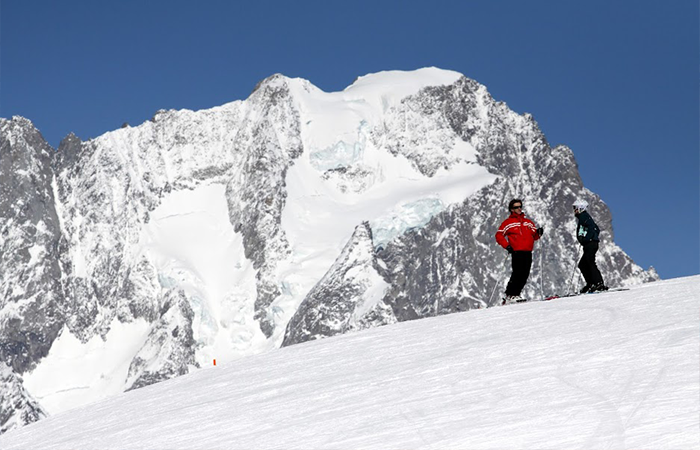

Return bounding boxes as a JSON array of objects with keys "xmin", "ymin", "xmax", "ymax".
[{"xmin": 575, "ymin": 210, "xmax": 600, "ymax": 245}]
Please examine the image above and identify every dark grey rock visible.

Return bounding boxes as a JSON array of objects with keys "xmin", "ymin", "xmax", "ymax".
[
  {"xmin": 125, "ymin": 289, "xmax": 198, "ymax": 391},
  {"xmin": 283, "ymin": 222, "xmax": 395, "ymax": 346},
  {"xmin": 0, "ymin": 117, "xmax": 64, "ymax": 373},
  {"xmin": 0, "ymin": 362, "xmax": 46, "ymax": 434}
]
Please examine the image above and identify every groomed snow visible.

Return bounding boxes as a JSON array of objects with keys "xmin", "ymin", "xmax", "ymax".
[{"xmin": 4, "ymin": 275, "xmax": 698, "ymax": 449}]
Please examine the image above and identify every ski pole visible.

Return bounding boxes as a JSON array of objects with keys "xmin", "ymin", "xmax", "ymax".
[
  {"xmin": 539, "ymin": 236, "xmax": 545, "ymax": 300},
  {"xmin": 566, "ymin": 246, "xmax": 582, "ymax": 295},
  {"xmin": 488, "ymin": 254, "xmax": 509, "ymax": 306}
]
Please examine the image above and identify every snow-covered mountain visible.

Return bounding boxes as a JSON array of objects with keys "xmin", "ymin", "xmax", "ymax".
[
  {"xmin": 1, "ymin": 276, "xmax": 695, "ymax": 449},
  {"xmin": 0, "ymin": 68, "xmax": 658, "ymax": 433}
]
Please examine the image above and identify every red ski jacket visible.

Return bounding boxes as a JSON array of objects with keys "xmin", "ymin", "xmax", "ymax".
[{"xmin": 495, "ymin": 212, "xmax": 540, "ymax": 252}]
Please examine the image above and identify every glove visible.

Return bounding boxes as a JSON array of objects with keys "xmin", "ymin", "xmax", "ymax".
[
  {"xmin": 537, "ymin": 227, "xmax": 544, "ymax": 236},
  {"xmin": 505, "ymin": 245, "xmax": 514, "ymax": 254}
]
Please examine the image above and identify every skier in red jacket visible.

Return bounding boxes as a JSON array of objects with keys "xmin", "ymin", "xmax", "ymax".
[{"xmin": 495, "ymin": 199, "xmax": 543, "ymax": 304}]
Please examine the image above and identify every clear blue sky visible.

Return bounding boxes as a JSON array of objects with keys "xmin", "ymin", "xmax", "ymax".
[{"xmin": 2, "ymin": 1, "xmax": 698, "ymax": 279}]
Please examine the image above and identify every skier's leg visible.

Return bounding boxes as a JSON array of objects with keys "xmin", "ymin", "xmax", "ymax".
[
  {"xmin": 587, "ymin": 242, "xmax": 605, "ymax": 287},
  {"xmin": 505, "ymin": 255, "xmax": 518, "ymax": 296},
  {"xmin": 509, "ymin": 251, "xmax": 532, "ymax": 296},
  {"xmin": 578, "ymin": 250, "xmax": 593, "ymax": 286}
]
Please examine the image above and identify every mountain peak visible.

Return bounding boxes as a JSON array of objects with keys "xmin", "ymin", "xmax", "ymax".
[
  {"xmin": 347, "ymin": 67, "xmax": 463, "ymax": 92},
  {"xmin": 251, "ymin": 73, "xmax": 295, "ymax": 95}
]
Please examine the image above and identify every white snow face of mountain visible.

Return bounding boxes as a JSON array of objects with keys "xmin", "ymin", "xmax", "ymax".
[
  {"xmin": 0, "ymin": 68, "xmax": 658, "ymax": 432},
  {"xmin": 1, "ymin": 276, "xmax": 696, "ymax": 450},
  {"xmin": 277, "ymin": 68, "xmax": 496, "ymax": 343}
]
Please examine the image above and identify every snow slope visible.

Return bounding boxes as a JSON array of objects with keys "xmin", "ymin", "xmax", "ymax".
[{"xmin": 2, "ymin": 275, "xmax": 697, "ymax": 449}]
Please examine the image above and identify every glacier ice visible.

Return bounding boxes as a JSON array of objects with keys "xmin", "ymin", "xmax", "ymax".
[
  {"xmin": 310, "ymin": 140, "xmax": 363, "ymax": 171},
  {"xmin": 309, "ymin": 121, "xmax": 369, "ymax": 171},
  {"xmin": 370, "ymin": 197, "xmax": 445, "ymax": 249}
]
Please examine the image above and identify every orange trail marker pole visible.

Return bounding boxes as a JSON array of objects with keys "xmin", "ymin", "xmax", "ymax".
[{"xmin": 213, "ymin": 359, "xmax": 217, "ymax": 366}]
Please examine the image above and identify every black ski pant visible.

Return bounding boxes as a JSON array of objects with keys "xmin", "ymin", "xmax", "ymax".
[
  {"xmin": 506, "ymin": 251, "xmax": 532, "ymax": 296},
  {"xmin": 578, "ymin": 241, "xmax": 604, "ymax": 286}
]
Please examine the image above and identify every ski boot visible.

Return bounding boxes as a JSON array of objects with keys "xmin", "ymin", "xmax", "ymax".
[
  {"xmin": 502, "ymin": 295, "xmax": 527, "ymax": 305},
  {"xmin": 589, "ymin": 282, "xmax": 608, "ymax": 293}
]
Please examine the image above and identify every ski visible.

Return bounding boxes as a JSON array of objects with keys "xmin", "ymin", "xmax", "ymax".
[
  {"xmin": 495, "ymin": 287, "xmax": 632, "ymax": 306},
  {"xmin": 535, "ymin": 287, "xmax": 630, "ymax": 303},
  {"xmin": 585, "ymin": 287, "xmax": 630, "ymax": 295}
]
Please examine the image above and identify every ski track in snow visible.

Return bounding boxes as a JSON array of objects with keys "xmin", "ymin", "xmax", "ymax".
[{"xmin": 1, "ymin": 275, "xmax": 698, "ymax": 449}]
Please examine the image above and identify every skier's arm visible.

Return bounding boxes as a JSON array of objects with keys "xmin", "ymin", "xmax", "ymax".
[
  {"xmin": 495, "ymin": 222, "xmax": 509, "ymax": 248},
  {"xmin": 587, "ymin": 216, "xmax": 600, "ymax": 241},
  {"xmin": 530, "ymin": 220, "xmax": 542, "ymax": 241}
]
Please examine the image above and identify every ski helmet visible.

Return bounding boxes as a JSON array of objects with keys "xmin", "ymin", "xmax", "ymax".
[{"xmin": 572, "ymin": 199, "xmax": 588, "ymax": 212}]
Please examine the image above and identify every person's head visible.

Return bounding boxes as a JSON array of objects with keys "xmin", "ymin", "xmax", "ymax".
[
  {"xmin": 573, "ymin": 198, "xmax": 588, "ymax": 214},
  {"xmin": 508, "ymin": 199, "xmax": 523, "ymax": 213}
]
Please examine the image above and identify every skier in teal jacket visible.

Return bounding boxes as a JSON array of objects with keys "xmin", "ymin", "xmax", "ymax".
[{"xmin": 573, "ymin": 199, "xmax": 607, "ymax": 293}]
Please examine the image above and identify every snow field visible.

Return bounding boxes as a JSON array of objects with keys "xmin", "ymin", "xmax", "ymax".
[{"xmin": 4, "ymin": 275, "xmax": 698, "ymax": 449}]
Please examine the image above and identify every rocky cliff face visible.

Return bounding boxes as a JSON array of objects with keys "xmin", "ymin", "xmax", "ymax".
[
  {"xmin": 282, "ymin": 222, "xmax": 394, "ymax": 345},
  {"xmin": 0, "ymin": 363, "xmax": 45, "ymax": 433},
  {"xmin": 0, "ymin": 118, "xmax": 63, "ymax": 431},
  {"xmin": 0, "ymin": 118, "xmax": 64, "ymax": 373},
  {"xmin": 0, "ymin": 69, "xmax": 658, "ymax": 433}
]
